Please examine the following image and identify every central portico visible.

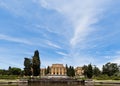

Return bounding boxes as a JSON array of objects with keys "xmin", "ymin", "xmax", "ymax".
[{"xmin": 50, "ymin": 64, "xmax": 66, "ymax": 75}]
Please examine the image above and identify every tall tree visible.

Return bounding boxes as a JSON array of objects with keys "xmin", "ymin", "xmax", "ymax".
[
  {"xmin": 32, "ymin": 50, "xmax": 41, "ymax": 76},
  {"xmin": 24, "ymin": 58, "xmax": 32, "ymax": 76},
  {"xmin": 67, "ymin": 66, "xmax": 75, "ymax": 77},
  {"xmin": 93, "ymin": 66, "xmax": 101, "ymax": 77},
  {"xmin": 46, "ymin": 66, "xmax": 50, "ymax": 75},
  {"xmin": 82, "ymin": 65, "xmax": 88, "ymax": 77},
  {"xmin": 102, "ymin": 62, "xmax": 119, "ymax": 76},
  {"xmin": 87, "ymin": 64, "xmax": 93, "ymax": 79},
  {"xmin": 66, "ymin": 64, "xmax": 68, "ymax": 76},
  {"xmin": 71, "ymin": 66, "xmax": 75, "ymax": 77},
  {"xmin": 8, "ymin": 66, "xmax": 12, "ymax": 75},
  {"xmin": 68, "ymin": 66, "xmax": 72, "ymax": 76}
]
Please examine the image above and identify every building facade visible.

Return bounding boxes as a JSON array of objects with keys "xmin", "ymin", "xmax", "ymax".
[
  {"xmin": 75, "ymin": 67, "xmax": 84, "ymax": 76},
  {"xmin": 41, "ymin": 68, "xmax": 46, "ymax": 76},
  {"xmin": 41, "ymin": 64, "xmax": 84, "ymax": 77},
  {"xmin": 50, "ymin": 64, "xmax": 66, "ymax": 75}
]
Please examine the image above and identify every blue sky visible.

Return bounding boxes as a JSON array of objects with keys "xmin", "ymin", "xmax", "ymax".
[{"xmin": 0, "ymin": 0, "xmax": 120, "ymax": 69}]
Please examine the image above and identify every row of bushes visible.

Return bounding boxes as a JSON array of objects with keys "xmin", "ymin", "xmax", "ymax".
[
  {"xmin": 77, "ymin": 74, "xmax": 120, "ymax": 80},
  {"xmin": 94, "ymin": 75, "xmax": 120, "ymax": 80},
  {"xmin": 0, "ymin": 75, "xmax": 20, "ymax": 79}
]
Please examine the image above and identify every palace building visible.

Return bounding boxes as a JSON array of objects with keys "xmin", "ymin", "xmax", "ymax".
[
  {"xmin": 41, "ymin": 64, "xmax": 84, "ymax": 77},
  {"xmin": 50, "ymin": 64, "xmax": 66, "ymax": 75}
]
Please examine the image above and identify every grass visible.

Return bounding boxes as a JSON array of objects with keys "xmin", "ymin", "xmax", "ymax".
[{"xmin": 0, "ymin": 75, "xmax": 21, "ymax": 80}]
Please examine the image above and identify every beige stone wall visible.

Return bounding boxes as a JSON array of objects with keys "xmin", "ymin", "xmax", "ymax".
[
  {"xmin": 50, "ymin": 64, "xmax": 66, "ymax": 75},
  {"xmin": 41, "ymin": 68, "xmax": 46, "ymax": 76},
  {"xmin": 75, "ymin": 67, "xmax": 84, "ymax": 76}
]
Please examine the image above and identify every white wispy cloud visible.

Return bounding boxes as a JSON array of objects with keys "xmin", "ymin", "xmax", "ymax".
[
  {"xmin": 116, "ymin": 51, "xmax": 120, "ymax": 55},
  {"xmin": 0, "ymin": 34, "xmax": 52, "ymax": 48},
  {"xmin": 0, "ymin": 34, "xmax": 32, "ymax": 45},
  {"xmin": 45, "ymin": 40, "xmax": 61, "ymax": 49},
  {"xmin": 34, "ymin": 24, "xmax": 58, "ymax": 34},
  {"xmin": 39, "ymin": 0, "xmax": 112, "ymax": 66},
  {"xmin": 40, "ymin": 0, "xmax": 110, "ymax": 47},
  {"xmin": 56, "ymin": 51, "xmax": 67, "ymax": 56},
  {"xmin": 112, "ymin": 56, "xmax": 120, "ymax": 64},
  {"xmin": 0, "ymin": 1, "xmax": 9, "ymax": 9},
  {"xmin": 61, "ymin": 52, "xmax": 95, "ymax": 67},
  {"xmin": 109, "ymin": 51, "xmax": 120, "ymax": 64},
  {"xmin": 0, "ymin": 0, "xmax": 117, "ymax": 69},
  {"xmin": 0, "ymin": 0, "xmax": 39, "ymax": 18}
]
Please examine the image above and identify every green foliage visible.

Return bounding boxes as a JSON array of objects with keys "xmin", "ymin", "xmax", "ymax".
[
  {"xmin": 0, "ymin": 75, "xmax": 19, "ymax": 79},
  {"xmin": 93, "ymin": 66, "xmax": 101, "ymax": 77},
  {"xmin": 82, "ymin": 64, "xmax": 93, "ymax": 79},
  {"xmin": 66, "ymin": 64, "xmax": 68, "ymax": 76},
  {"xmin": 102, "ymin": 62, "xmax": 119, "ymax": 76},
  {"xmin": 82, "ymin": 65, "xmax": 88, "ymax": 77},
  {"xmin": 94, "ymin": 74, "xmax": 110, "ymax": 80},
  {"xmin": 67, "ymin": 66, "xmax": 75, "ymax": 77},
  {"xmin": 9, "ymin": 67, "xmax": 22, "ymax": 75},
  {"xmin": 94, "ymin": 74, "xmax": 120, "ymax": 80},
  {"xmin": 0, "ymin": 67, "xmax": 22, "ymax": 76},
  {"xmin": 111, "ymin": 75, "xmax": 120, "ymax": 80},
  {"xmin": 82, "ymin": 62, "xmax": 119, "ymax": 79},
  {"xmin": 0, "ymin": 69, "xmax": 9, "ymax": 75},
  {"xmin": 93, "ymin": 62, "xmax": 120, "ymax": 80},
  {"xmin": 32, "ymin": 50, "xmax": 41, "ymax": 76},
  {"xmin": 24, "ymin": 58, "xmax": 32, "ymax": 76},
  {"xmin": 46, "ymin": 66, "xmax": 50, "ymax": 75},
  {"xmin": 71, "ymin": 66, "xmax": 75, "ymax": 77},
  {"xmin": 87, "ymin": 64, "xmax": 93, "ymax": 79}
]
